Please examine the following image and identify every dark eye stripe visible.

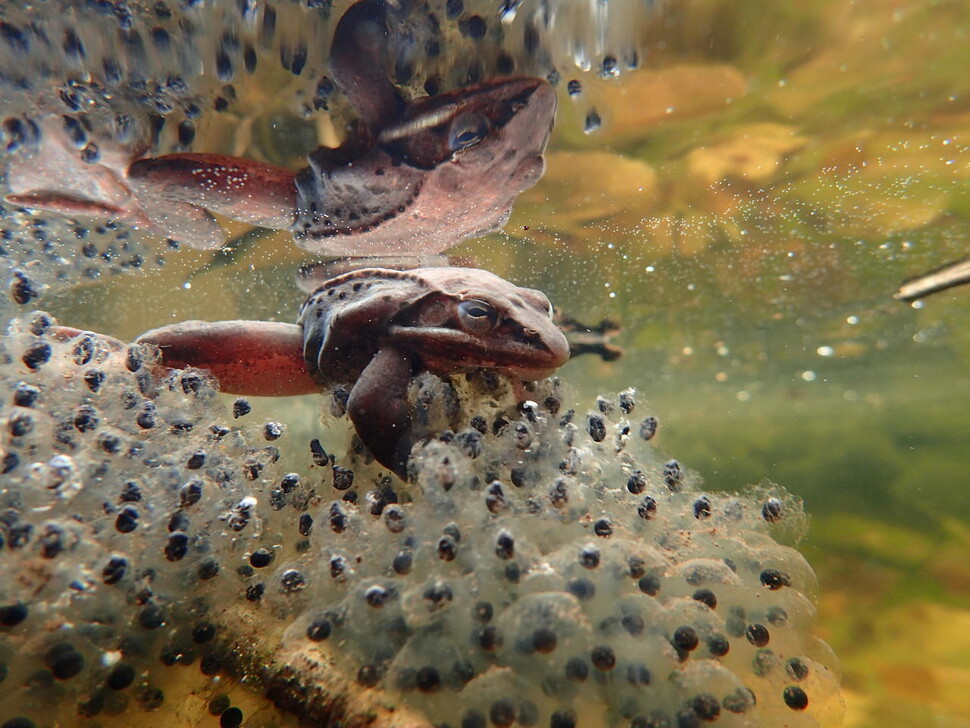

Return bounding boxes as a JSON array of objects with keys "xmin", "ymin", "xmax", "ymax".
[{"xmin": 449, "ymin": 112, "xmax": 489, "ymax": 152}]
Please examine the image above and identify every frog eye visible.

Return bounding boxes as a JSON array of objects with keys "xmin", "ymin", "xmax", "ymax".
[
  {"xmin": 458, "ymin": 299, "xmax": 499, "ymax": 334},
  {"xmin": 449, "ymin": 112, "xmax": 489, "ymax": 152}
]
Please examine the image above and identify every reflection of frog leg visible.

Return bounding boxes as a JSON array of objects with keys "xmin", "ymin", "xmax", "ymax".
[
  {"xmin": 347, "ymin": 346, "xmax": 416, "ymax": 479},
  {"xmin": 4, "ymin": 193, "xmax": 128, "ymax": 219},
  {"xmin": 327, "ymin": 0, "xmax": 402, "ymax": 136},
  {"xmin": 128, "ymin": 153, "xmax": 297, "ymax": 230},
  {"xmin": 8, "ymin": 189, "xmax": 228, "ymax": 249},
  {"xmin": 140, "ymin": 196, "xmax": 229, "ymax": 249},
  {"xmin": 4, "ymin": 116, "xmax": 228, "ymax": 249},
  {"xmin": 127, "ymin": 0, "xmax": 398, "ymax": 233},
  {"xmin": 554, "ymin": 311, "xmax": 624, "ymax": 361},
  {"xmin": 137, "ymin": 320, "xmax": 317, "ymax": 396},
  {"xmin": 4, "ymin": 116, "xmax": 140, "ymax": 220}
]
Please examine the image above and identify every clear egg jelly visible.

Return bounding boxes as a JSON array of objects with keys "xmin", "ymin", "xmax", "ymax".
[{"xmin": 0, "ymin": 313, "xmax": 843, "ymax": 728}]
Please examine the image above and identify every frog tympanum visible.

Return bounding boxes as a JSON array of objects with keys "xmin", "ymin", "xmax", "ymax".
[
  {"xmin": 5, "ymin": 0, "xmax": 557, "ymax": 256},
  {"xmin": 131, "ymin": 266, "xmax": 569, "ymax": 478}
]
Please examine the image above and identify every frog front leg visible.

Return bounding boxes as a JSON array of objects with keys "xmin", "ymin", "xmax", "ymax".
[{"xmin": 346, "ymin": 346, "xmax": 416, "ymax": 479}]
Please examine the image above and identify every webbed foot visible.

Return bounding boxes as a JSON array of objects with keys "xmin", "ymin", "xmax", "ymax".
[{"xmin": 555, "ymin": 312, "xmax": 624, "ymax": 361}]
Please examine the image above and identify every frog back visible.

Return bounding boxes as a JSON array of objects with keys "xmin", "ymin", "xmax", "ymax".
[{"xmin": 297, "ymin": 268, "xmax": 435, "ymax": 384}]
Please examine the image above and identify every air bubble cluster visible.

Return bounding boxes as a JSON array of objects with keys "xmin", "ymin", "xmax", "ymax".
[{"xmin": 0, "ymin": 314, "xmax": 843, "ymax": 727}]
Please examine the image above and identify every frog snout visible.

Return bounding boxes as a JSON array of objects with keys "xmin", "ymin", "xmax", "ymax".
[{"xmin": 523, "ymin": 326, "xmax": 569, "ymax": 367}]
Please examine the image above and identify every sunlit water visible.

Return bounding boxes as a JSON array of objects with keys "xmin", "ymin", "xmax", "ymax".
[{"xmin": 1, "ymin": 1, "xmax": 968, "ymax": 728}]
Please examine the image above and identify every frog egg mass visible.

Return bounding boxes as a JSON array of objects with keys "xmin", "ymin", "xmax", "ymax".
[{"xmin": 0, "ymin": 314, "xmax": 843, "ymax": 727}]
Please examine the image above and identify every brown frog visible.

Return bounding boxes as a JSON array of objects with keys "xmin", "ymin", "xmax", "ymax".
[
  {"xmin": 5, "ymin": 0, "xmax": 557, "ymax": 255},
  {"xmin": 131, "ymin": 266, "xmax": 569, "ymax": 478}
]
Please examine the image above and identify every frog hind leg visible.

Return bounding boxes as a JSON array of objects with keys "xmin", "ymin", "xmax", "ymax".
[
  {"xmin": 6, "ymin": 189, "xmax": 227, "ymax": 249},
  {"xmin": 3, "ymin": 116, "xmax": 225, "ymax": 248},
  {"xmin": 128, "ymin": 153, "xmax": 298, "ymax": 230},
  {"xmin": 141, "ymin": 197, "xmax": 230, "ymax": 249},
  {"xmin": 137, "ymin": 320, "xmax": 318, "ymax": 396},
  {"xmin": 347, "ymin": 346, "xmax": 416, "ymax": 479},
  {"xmin": 4, "ymin": 192, "xmax": 126, "ymax": 220}
]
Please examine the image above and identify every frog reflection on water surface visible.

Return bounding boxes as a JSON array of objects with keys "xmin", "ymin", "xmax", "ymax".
[{"xmin": 4, "ymin": 0, "xmax": 558, "ymax": 256}]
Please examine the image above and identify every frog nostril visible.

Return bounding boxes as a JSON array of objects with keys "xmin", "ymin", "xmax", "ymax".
[
  {"xmin": 517, "ymin": 329, "xmax": 544, "ymax": 348},
  {"xmin": 509, "ymin": 86, "xmax": 537, "ymax": 109}
]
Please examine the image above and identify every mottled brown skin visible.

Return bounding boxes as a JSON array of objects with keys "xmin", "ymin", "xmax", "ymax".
[
  {"xmin": 5, "ymin": 0, "xmax": 557, "ymax": 255},
  {"xmin": 137, "ymin": 267, "xmax": 569, "ymax": 477}
]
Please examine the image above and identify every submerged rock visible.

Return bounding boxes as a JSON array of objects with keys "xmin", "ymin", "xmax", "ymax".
[{"xmin": 0, "ymin": 314, "xmax": 843, "ymax": 727}]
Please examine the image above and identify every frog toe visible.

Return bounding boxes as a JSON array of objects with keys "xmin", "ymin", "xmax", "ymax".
[{"xmin": 895, "ymin": 255, "xmax": 970, "ymax": 302}]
